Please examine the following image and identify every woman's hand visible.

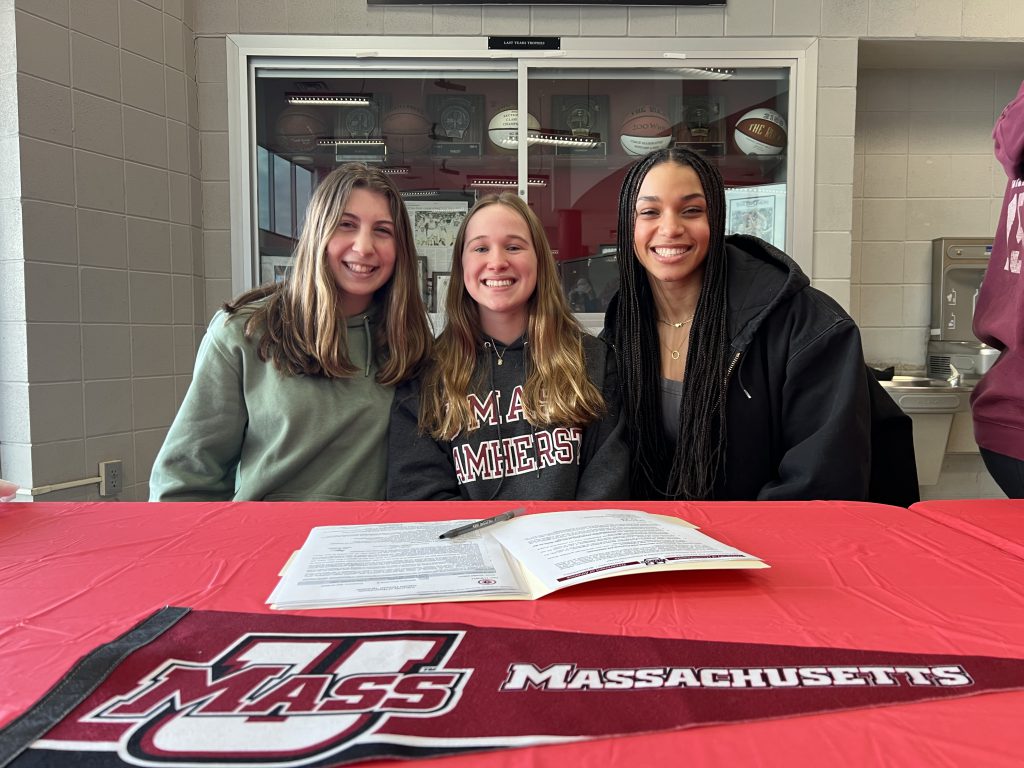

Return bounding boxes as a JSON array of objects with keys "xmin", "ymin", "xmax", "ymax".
[{"xmin": 0, "ymin": 479, "xmax": 18, "ymax": 502}]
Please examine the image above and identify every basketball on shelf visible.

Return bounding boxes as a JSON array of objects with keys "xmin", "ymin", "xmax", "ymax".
[
  {"xmin": 273, "ymin": 106, "xmax": 328, "ymax": 154},
  {"xmin": 487, "ymin": 108, "xmax": 540, "ymax": 150},
  {"xmin": 619, "ymin": 105, "xmax": 673, "ymax": 156},
  {"xmin": 381, "ymin": 105, "xmax": 433, "ymax": 155},
  {"xmin": 733, "ymin": 108, "xmax": 787, "ymax": 156}
]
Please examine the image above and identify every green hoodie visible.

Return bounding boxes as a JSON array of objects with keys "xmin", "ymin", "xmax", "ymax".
[{"xmin": 149, "ymin": 301, "xmax": 393, "ymax": 501}]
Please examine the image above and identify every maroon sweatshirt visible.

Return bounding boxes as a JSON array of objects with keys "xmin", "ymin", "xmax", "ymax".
[{"xmin": 972, "ymin": 80, "xmax": 1024, "ymax": 461}]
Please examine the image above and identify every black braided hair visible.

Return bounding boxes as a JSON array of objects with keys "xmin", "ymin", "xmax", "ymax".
[{"xmin": 612, "ymin": 147, "xmax": 730, "ymax": 500}]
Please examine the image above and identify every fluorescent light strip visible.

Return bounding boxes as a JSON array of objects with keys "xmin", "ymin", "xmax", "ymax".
[
  {"xmin": 499, "ymin": 131, "xmax": 600, "ymax": 149},
  {"xmin": 664, "ymin": 67, "xmax": 735, "ymax": 80},
  {"xmin": 468, "ymin": 177, "xmax": 547, "ymax": 188},
  {"xmin": 317, "ymin": 138, "xmax": 386, "ymax": 147},
  {"xmin": 287, "ymin": 93, "xmax": 372, "ymax": 106}
]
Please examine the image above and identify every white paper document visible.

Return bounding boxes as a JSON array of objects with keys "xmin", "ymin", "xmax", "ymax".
[{"xmin": 268, "ymin": 509, "xmax": 767, "ymax": 610}]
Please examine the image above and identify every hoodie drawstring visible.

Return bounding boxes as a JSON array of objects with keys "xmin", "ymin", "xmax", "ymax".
[
  {"xmin": 483, "ymin": 340, "xmax": 506, "ymax": 501},
  {"xmin": 362, "ymin": 314, "xmax": 371, "ymax": 377}
]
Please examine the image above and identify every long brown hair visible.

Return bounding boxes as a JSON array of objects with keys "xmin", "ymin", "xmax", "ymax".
[
  {"xmin": 420, "ymin": 193, "xmax": 605, "ymax": 440},
  {"xmin": 612, "ymin": 147, "xmax": 730, "ymax": 499},
  {"xmin": 224, "ymin": 163, "xmax": 431, "ymax": 385}
]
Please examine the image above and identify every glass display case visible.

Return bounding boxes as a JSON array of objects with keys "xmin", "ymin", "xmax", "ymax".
[{"xmin": 229, "ymin": 36, "xmax": 816, "ymax": 325}]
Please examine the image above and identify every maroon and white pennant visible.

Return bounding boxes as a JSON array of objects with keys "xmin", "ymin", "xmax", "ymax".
[{"xmin": 2, "ymin": 607, "xmax": 1023, "ymax": 767}]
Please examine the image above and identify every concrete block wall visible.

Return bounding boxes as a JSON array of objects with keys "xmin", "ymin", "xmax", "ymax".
[
  {"xmin": 852, "ymin": 66, "xmax": 1022, "ymax": 500},
  {"xmin": 0, "ymin": 0, "xmax": 204, "ymax": 501},
  {"xmin": 853, "ymin": 68, "xmax": 1024, "ymax": 372}
]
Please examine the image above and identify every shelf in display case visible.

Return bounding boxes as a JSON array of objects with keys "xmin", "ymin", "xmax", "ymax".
[{"xmin": 714, "ymin": 153, "xmax": 786, "ymax": 185}]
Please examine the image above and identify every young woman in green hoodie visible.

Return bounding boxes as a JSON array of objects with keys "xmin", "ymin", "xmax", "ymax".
[{"xmin": 150, "ymin": 163, "xmax": 432, "ymax": 501}]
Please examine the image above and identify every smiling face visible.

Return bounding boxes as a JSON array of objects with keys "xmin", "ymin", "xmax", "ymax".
[
  {"xmin": 325, "ymin": 188, "xmax": 397, "ymax": 315},
  {"xmin": 632, "ymin": 161, "xmax": 710, "ymax": 290},
  {"xmin": 461, "ymin": 203, "xmax": 539, "ymax": 341}
]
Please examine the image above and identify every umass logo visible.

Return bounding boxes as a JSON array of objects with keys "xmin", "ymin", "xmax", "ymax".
[{"xmin": 82, "ymin": 631, "xmax": 471, "ymax": 766}]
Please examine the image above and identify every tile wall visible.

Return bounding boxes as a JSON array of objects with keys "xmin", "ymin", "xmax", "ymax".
[
  {"xmin": 852, "ymin": 68, "xmax": 1024, "ymax": 372},
  {"xmin": 0, "ymin": 0, "xmax": 204, "ymax": 501},
  {"xmin": 852, "ymin": 66, "xmax": 1023, "ymax": 500}
]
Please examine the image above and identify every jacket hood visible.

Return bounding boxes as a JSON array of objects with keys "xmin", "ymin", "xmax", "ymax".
[
  {"xmin": 994, "ymin": 80, "xmax": 1024, "ymax": 180},
  {"xmin": 601, "ymin": 235, "xmax": 810, "ymax": 354},
  {"xmin": 345, "ymin": 299, "xmax": 382, "ymax": 327},
  {"xmin": 724, "ymin": 234, "xmax": 809, "ymax": 352}
]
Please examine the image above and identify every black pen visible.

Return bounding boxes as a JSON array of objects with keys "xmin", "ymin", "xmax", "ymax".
[{"xmin": 438, "ymin": 508, "xmax": 524, "ymax": 540}]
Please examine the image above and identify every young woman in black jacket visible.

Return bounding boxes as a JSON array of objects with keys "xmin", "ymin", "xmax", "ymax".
[{"xmin": 604, "ymin": 147, "xmax": 916, "ymax": 503}]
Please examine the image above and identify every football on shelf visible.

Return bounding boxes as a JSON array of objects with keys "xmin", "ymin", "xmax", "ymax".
[
  {"xmin": 381, "ymin": 105, "xmax": 433, "ymax": 155},
  {"xmin": 273, "ymin": 106, "xmax": 328, "ymax": 154},
  {"xmin": 733, "ymin": 108, "xmax": 787, "ymax": 156},
  {"xmin": 487, "ymin": 108, "xmax": 541, "ymax": 150},
  {"xmin": 619, "ymin": 105, "xmax": 673, "ymax": 156}
]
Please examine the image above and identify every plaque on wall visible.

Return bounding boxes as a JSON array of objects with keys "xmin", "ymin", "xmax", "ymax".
[
  {"xmin": 333, "ymin": 96, "xmax": 389, "ymax": 162},
  {"xmin": 427, "ymin": 94, "xmax": 484, "ymax": 157},
  {"xmin": 670, "ymin": 94, "xmax": 725, "ymax": 155},
  {"xmin": 551, "ymin": 95, "xmax": 609, "ymax": 157}
]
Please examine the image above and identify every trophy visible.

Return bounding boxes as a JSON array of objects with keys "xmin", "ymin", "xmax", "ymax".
[
  {"xmin": 552, "ymin": 95, "xmax": 608, "ymax": 157},
  {"xmin": 685, "ymin": 103, "xmax": 712, "ymax": 140},
  {"xmin": 428, "ymin": 94, "xmax": 483, "ymax": 157},
  {"xmin": 567, "ymin": 106, "xmax": 593, "ymax": 137},
  {"xmin": 334, "ymin": 101, "xmax": 387, "ymax": 162},
  {"xmin": 671, "ymin": 95, "xmax": 725, "ymax": 156}
]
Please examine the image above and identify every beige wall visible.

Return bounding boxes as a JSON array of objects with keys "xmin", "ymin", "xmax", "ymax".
[
  {"xmin": 2, "ymin": 0, "xmax": 1023, "ymax": 500},
  {"xmin": 852, "ymin": 67, "xmax": 1024, "ymax": 371},
  {"xmin": 852, "ymin": 66, "xmax": 1022, "ymax": 501}
]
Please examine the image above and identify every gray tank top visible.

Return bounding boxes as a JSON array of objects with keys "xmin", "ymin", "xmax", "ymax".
[{"xmin": 660, "ymin": 377, "xmax": 683, "ymax": 442}]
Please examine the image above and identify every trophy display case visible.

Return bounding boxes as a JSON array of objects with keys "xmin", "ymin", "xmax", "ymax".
[{"xmin": 242, "ymin": 38, "xmax": 808, "ymax": 315}]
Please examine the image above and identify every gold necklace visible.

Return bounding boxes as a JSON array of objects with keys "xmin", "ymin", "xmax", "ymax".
[
  {"xmin": 659, "ymin": 324, "xmax": 690, "ymax": 362},
  {"xmin": 487, "ymin": 338, "xmax": 507, "ymax": 366},
  {"xmin": 657, "ymin": 316, "xmax": 694, "ymax": 329}
]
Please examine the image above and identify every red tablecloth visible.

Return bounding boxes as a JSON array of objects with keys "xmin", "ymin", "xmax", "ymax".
[
  {"xmin": 2, "ymin": 500, "xmax": 1024, "ymax": 766},
  {"xmin": 911, "ymin": 498, "xmax": 1024, "ymax": 561}
]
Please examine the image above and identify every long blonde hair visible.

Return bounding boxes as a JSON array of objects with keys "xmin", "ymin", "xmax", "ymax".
[
  {"xmin": 420, "ymin": 193, "xmax": 605, "ymax": 439},
  {"xmin": 225, "ymin": 163, "xmax": 431, "ymax": 385}
]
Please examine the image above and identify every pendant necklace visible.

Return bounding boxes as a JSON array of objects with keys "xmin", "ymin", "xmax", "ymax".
[
  {"xmin": 487, "ymin": 338, "xmax": 508, "ymax": 366},
  {"xmin": 661, "ymin": 336, "xmax": 684, "ymax": 361},
  {"xmin": 658, "ymin": 317, "xmax": 693, "ymax": 362},
  {"xmin": 657, "ymin": 316, "xmax": 694, "ymax": 329}
]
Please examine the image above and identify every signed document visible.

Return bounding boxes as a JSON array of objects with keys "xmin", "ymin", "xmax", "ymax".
[{"xmin": 268, "ymin": 509, "xmax": 767, "ymax": 610}]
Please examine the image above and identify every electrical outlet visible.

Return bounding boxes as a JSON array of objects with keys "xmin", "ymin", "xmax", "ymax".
[{"xmin": 99, "ymin": 460, "xmax": 123, "ymax": 497}]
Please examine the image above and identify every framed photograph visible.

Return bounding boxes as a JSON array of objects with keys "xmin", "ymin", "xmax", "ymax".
[
  {"xmin": 725, "ymin": 183, "xmax": 787, "ymax": 249},
  {"xmin": 432, "ymin": 271, "xmax": 452, "ymax": 313},
  {"xmin": 404, "ymin": 196, "xmax": 473, "ymax": 274}
]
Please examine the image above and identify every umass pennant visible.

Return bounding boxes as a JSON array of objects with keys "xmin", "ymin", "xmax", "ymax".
[{"xmin": 3, "ymin": 607, "xmax": 1024, "ymax": 767}]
